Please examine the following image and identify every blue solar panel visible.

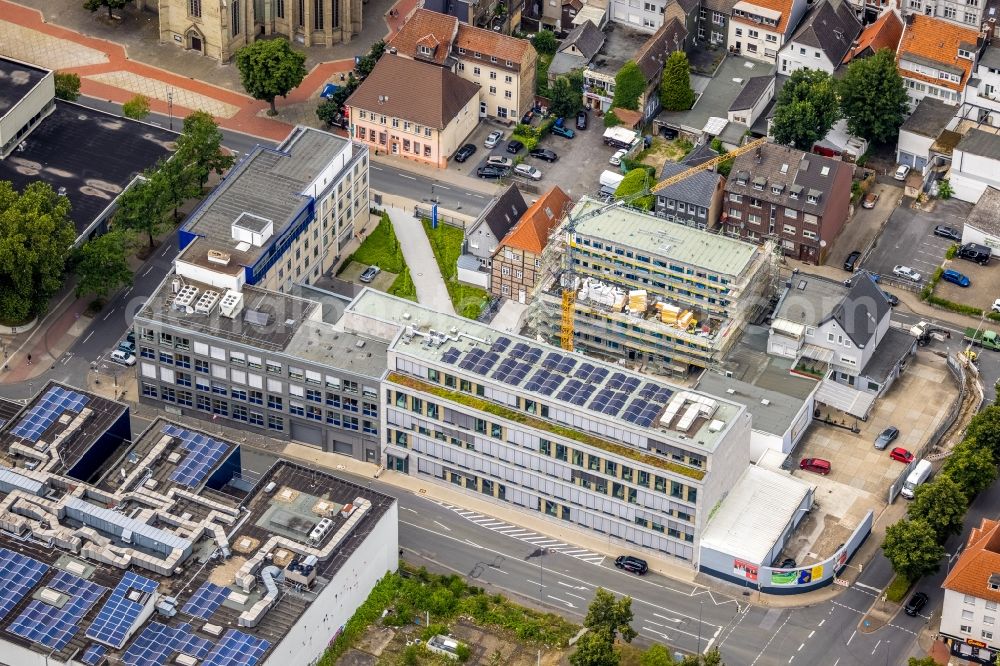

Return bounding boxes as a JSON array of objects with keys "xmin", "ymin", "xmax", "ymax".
[
  {"xmin": 122, "ymin": 623, "xmax": 214, "ymax": 666},
  {"xmin": 81, "ymin": 644, "xmax": 108, "ymax": 665},
  {"xmin": 164, "ymin": 425, "xmax": 229, "ymax": 487},
  {"xmin": 203, "ymin": 629, "xmax": 271, "ymax": 666},
  {"xmin": 0, "ymin": 549, "xmax": 48, "ymax": 622},
  {"xmin": 86, "ymin": 572, "xmax": 158, "ymax": 648},
  {"xmin": 11, "ymin": 386, "xmax": 90, "ymax": 442},
  {"xmin": 181, "ymin": 582, "xmax": 231, "ymax": 620},
  {"xmin": 7, "ymin": 570, "xmax": 106, "ymax": 651}
]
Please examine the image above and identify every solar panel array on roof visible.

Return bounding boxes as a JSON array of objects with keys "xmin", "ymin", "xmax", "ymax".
[
  {"xmin": 7, "ymin": 570, "xmax": 106, "ymax": 651},
  {"xmin": 181, "ymin": 582, "xmax": 231, "ymax": 620},
  {"xmin": 86, "ymin": 571, "xmax": 158, "ymax": 648},
  {"xmin": 81, "ymin": 643, "xmax": 108, "ymax": 665},
  {"xmin": 0, "ymin": 549, "xmax": 48, "ymax": 622},
  {"xmin": 162, "ymin": 424, "xmax": 229, "ymax": 487},
  {"xmin": 11, "ymin": 386, "xmax": 89, "ymax": 442},
  {"xmin": 203, "ymin": 629, "xmax": 271, "ymax": 666},
  {"xmin": 123, "ymin": 622, "xmax": 214, "ymax": 666}
]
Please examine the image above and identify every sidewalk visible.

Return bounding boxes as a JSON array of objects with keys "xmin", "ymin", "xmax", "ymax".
[{"xmin": 385, "ymin": 206, "xmax": 456, "ymax": 315}]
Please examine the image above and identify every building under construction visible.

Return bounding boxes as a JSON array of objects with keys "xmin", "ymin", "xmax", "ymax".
[{"xmin": 531, "ymin": 198, "xmax": 775, "ymax": 376}]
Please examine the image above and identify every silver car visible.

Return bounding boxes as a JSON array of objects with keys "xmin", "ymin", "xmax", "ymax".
[{"xmin": 484, "ymin": 130, "xmax": 504, "ymax": 148}]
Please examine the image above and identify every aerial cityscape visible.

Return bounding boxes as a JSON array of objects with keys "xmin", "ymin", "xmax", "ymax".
[{"xmin": 0, "ymin": 0, "xmax": 999, "ymax": 663}]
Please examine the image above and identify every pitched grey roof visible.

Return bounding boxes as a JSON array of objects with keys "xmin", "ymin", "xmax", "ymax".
[
  {"xmin": 701, "ymin": 0, "xmax": 739, "ymax": 15},
  {"xmin": 980, "ymin": 46, "xmax": 1000, "ymax": 71},
  {"xmin": 636, "ymin": 18, "xmax": 687, "ymax": 82},
  {"xmin": 965, "ymin": 187, "xmax": 1000, "ymax": 236},
  {"xmin": 656, "ymin": 162, "xmax": 722, "ymax": 205},
  {"xmin": 559, "ymin": 19, "xmax": 605, "ymax": 60},
  {"xmin": 673, "ymin": 0, "xmax": 701, "ymax": 14},
  {"xmin": 956, "ymin": 129, "xmax": 1000, "ymax": 158},
  {"xmin": 729, "ymin": 75, "xmax": 773, "ymax": 112},
  {"xmin": 827, "ymin": 273, "xmax": 890, "ymax": 348},
  {"xmin": 786, "ymin": 0, "xmax": 861, "ymax": 65},
  {"xmin": 681, "ymin": 142, "xmax": 720, "ymax": 166},
  {"xmin": 474, "ymin": 184, "xmax": 529, "ymax": 242},
  {"xmin": 860, "ymin": 327, "xmax": 915, "ymax": 383},
  {"xmin": 900, "ymin": 97, "xmax": 958, "ymax": 138},
  {"xmin": 726, "ymin": 143, "xmax": 850, "ymax": 216}
]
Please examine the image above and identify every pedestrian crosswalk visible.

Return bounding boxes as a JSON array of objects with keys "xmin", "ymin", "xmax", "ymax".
[{"xmin": 435, "ymin": 502, "xmax": 607, "ymax": 565}]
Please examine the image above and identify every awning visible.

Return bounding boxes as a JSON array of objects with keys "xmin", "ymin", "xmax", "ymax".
[
  {"xmin": 801, "ymin": 344, "xmax": 834, "ymax": 363},
  {"xmin": 384, "ymin": 446, "xmax": 409, "ymax": 460},
  {"xmin": 814, "ymin": 379, "xmax": 876, "ymax": 418},
  {"xmin": 771, "ymin": 318, "xmax": 804, "ymax": 339}
]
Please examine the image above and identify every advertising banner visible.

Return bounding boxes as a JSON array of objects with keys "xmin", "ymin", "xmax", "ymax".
[{"xmin": 734, "ymin": 559, "xmax": 758, "ymax": 582}]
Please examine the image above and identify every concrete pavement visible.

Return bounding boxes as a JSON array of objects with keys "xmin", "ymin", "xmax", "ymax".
[{"xmin": 384, "ymin": 206, "xmax": 456, "ymax": 315}]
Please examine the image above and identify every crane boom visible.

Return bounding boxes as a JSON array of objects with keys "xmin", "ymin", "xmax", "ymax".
[{"xmin": 557, "ymin": 136, "xmax": 769, "ymax": 352}]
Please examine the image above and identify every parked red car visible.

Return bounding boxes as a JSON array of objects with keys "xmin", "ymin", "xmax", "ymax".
[
  {"xmin": 799, "ymin": 458, "xmax": 831, "ymax": 475},
  {"xmin": 889, "ymin": 447, "xmax": 915, "ymax": 464}
]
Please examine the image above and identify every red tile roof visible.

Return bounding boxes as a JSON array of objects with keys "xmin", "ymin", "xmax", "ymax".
[
  {"xmin": 897, "ymin": 14, "xmax": 979, "ymax": 92},
  {"xmin": 842, "ymin": 9, "xmax": 903, "ymax": 64},
  {"xmin": 943, "ymin": 518, "xmax": 1000, "ymax": 603},
  {"xmin": 497, "ymin": 186, "xmax": 572, "ymax": 255},
  {"xmin": 454, "ymin": 23, "xmax": 535, "ymax": 68},
  {"xmin": 386, "ymin": 8, "xmax": 459, "ymax": 65},
  {"xmin": 732, "ymin": 0, "xmax": 798, "ymax": 34}
]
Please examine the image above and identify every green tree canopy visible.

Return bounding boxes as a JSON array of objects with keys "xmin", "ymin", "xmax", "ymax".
[
  {"xmin": 122, "ymin": 94, "xmax": 151, "ymax": 120},
  {"xmin": 153, "ymin": 156, "xmax": 199, "ymax": 221},
  {"xmin": 82, "ymin": 0, "xmax": 127, "ymax": 18},
  {"xmin": 533, "ymin": 29, "xmax": 558, "ymax": 55},
  {"xmin": 770, "ymin": 68, "xmax": 840, "ymax": 151},
  {"xmin": 0, "ymin": 181, "xmax": 76, "ymax": 323},
  {"xmin": 114, "ymin": 169, "xmax": 170, "ymax": 249},
  {"xmin": 612, "ymin": 61, "xmax": 646, "ymax": 111},
  {"xmin": 317, "ymin": 73, "xmax": 359, "ymax": 125},
  {"xmin": 962, "ymin": 405, "xmax": 1000, "ymax": 462},
  {"xmin": 569, "ymin": 629, "xmax": 619, "ymax": 666},
  {"xmin": 838, "ymin": 49, "xmax": 910, "ymax": 145},
  {"xmin": 614, "ymin": 168, "xmax": 655, "ymax": 210},
  {"xmin": 943, "ymin": 439, "xmax": 998, "ymax": 499},
  {"xmin": 882, "ymin": 519, "xmax": 945, "ymax": 582},
  {"xmin": 175, "ymin": 111, "xmax": 235, "ymax": 190},
  {"xmin": 73, "ymin": 230, "xmax": 133, "ymax": 298},
  {"xmin": 550, "ymin": 75, "xmax": 583, "ymax": 119},
  {"xmin": 908, "ymin": 476, "xmax": 968, "ymax": 541},
  {"xmin": 584, "ymin": 588, "xmax": 637, "ymax": 644},
  {"xmin": 640, "ymin": 644, "xmax": 676, "ymax": 666},
  {"xmin": 604, "ymin": 110, "xmax": 621, "ymax": 128},
  {"xmin": 660, "ymin": 51, "xmax": 695, "ymax": 112},
  {"xmin": 356, "ymin": 40, "xmax": 387, "ymax": 79},
  {"xmin": 235, "ymin": 38, "xmax": 307, "ymax": 115},
  {"xmin": 908, "ymin": 657, "xmax": 940, "ymax": 666},
  {"xmin": 54, "ymin": 72, "xmax": 81, "ymax": 101}
]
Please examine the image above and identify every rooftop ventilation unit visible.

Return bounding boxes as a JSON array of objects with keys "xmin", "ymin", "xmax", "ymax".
[
  {"xmin": 309, "ymin": 518, "xmax": 334, "ymax": 543},
  {"xmin": 207, "ymin": 250, "xmax": 231, "ymax": 266},
  {"xmin": 219, "ymin": 290, "xmax": 244, "ymax": 319},
  {"xmin": 194, "ymin": 290, "xmax": 220, "ymax": 314},
  {"xmin": 173, "ymin": 285, "xmax": 200, "ymax": 311}
]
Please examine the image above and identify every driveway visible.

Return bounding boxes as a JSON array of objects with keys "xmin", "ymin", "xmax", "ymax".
[
  {"xmin": 384, "ymin": 207, "xmax": 455, "ymax": 315},
  {"xmin": 827, "ymin": 183, "xmax": 901, "ymax": 269}
]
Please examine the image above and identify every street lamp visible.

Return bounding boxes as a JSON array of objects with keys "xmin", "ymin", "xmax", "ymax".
[
  {"xmin": 697, "ymin": 601, "xmax": 703, "ymax": 654},
  {"xmin": 527, "ymin": 547, "xmax": 547, "ymax": 603}
]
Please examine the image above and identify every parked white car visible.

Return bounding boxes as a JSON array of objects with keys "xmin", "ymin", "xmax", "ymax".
[
  {"xmin": 484, "ymin": 130, "xmax": 504, "ymax": 148},
  {"xmin": 992, "ymin": 298, "xmax": 1000, "ymax": 313},
  {"xmin": 110, "ymin": 349, "xmax": 136, "ymax": 366},
  {"xmin": 609, "ymin": 149, "xmax": 627, "ymax": 166},
  {"xmin": 514, "ymin": 164, "xmax": 542, "ymax": 181},
  {"xmin": 893, "ymin": 164, "xmax": 911, "ymax": 181},
  {"xmin": 892, "ymin": 265, "xmax": 922, "ymax": 282}
]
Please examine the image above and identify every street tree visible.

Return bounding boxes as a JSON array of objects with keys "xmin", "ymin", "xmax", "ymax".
[
  {"xmin": 770, "ymin": 68, "xmax": 840, "ymax": 151},
  {"xmin": 54, "ymin": 72, "xmax": 81, "ymax": 101},
  {"xmin": 908, "ymin": 476, "xmax": 968, "ymax": 542},
  {"xmin": 584, "ymin": 588, "xmax": 637, "ymax": 644},
  {"xmin": 234, "ymin": 38, "xmax": 307, "ymax": 115},
  {"xmin": 316, "ymin": 74, "xmax": 359, "ymax": 125},
  {"xmin": 175, "ymin": 111, "xmax": 235, "ymax": 190},
  {"xmin": 660, "ymin": 51, "xmax": 695, "ymax": 112},
  {"xmin": 943, "ymin": 439, "xmax": 998, "ymax": 499},
  {"xmin": 908, "ymin": 658, "xmax": 939, "ymax": 666},
  {"xmin": 114, "ymin": 169, "xmax": 170, "ymax": 249},
  {"xmin": 962, "ymin": 405, "xmax": 1000, "ymax": 462},
  {"xmin": 122, "ymin": 94, "xmax": 151, "ymax": 120},
  {"xmin": 681, "ymin": 650, "xmax": 724, "ymax": 666},
  {"xmin": 73, "ymin": 230, "xmax": 133, "ymax": 298},
  {"xmin": 0, "ymin": 181, "xmax": 76, "ymax": 323},
  {"xmin": 82, "ymin": 0, "xmax": 127, "ymax": 19},
  {"xmin": 612, "ymin": 61, "xmax": 645, "ymax": 111},
  {"xmin": 640, "ymin": 644, "xmax": 675, "ymax": 666},
  {"xmin": 603, "ymin": 110, "xmax": 621, "ymax": 128},
  {"xmin": 838, "ymin": 49, "xmax": 909, "ymax": 145},
  {"xmin": 614, "ymin": 168, "xmax": 655, "ymax": 210},
  {"xmin": 153, "ymin": 157, "xmax": 199, "ymax": 221},
  {"xmin": 533, "ymin": 29, "xmax": 558, "ymax": 55},
  {"xmin": 568, "ymin": 629, "xmax": 618, "ymax": 666},
  {"xmin": 356, "ymin": 40, "xmax": 387, "ymax": 78},
  {"xmin": 882, "ymin": 519, "xmax": 945, "ymax": 582},
  {"xmin": 550, "ymin": 75, "xmax": 583, "ymax": 119}
]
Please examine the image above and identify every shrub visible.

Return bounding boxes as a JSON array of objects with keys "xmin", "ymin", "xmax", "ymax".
[
  {"xmin": 604, "ymin": 110, "xmax": 621, "ymax": 128},
  {"xmin": 939, "ymin": 179, "xmax": 953, "ymax": 200},
  {"xmin": 925, "ymin": 295, "xmax": 984, "ymax": 317},
  {"xmin": 421, "ymin": 624, "xmax": 450, "ymax": 641},
  {"xmin": 945, "ymin": 243, "xmax": 959, "ymax": 260},
  {"xmin": 885, "ymin": 575, "xmax": 911, "ymax": 603},
  {"xmin": 456, "ymin": 644, "xmax": 472, "ymax": 662}
]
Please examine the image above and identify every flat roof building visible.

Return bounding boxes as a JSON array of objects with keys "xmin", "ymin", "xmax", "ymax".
[
  {"xmin": 533, "ymin": 197, "xmax": 772, "ymax": 375},
  {"xmin": 0, "ymin": 386, "xmax": 397, "ymax": 665},
  {"xmin": 342, "ymin": 289, "xmax": 752, "ymax": 566}
]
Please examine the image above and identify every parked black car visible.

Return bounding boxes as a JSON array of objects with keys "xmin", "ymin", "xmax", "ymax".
[
  {"xmin": 521, "ymin": 110, "xmax": 535, "ymax": 125},
  {"xmin": 477, "ymin": 165, "xmax": 509, "ymax": 179},
  {"xmin": 958, "ymin": 242, "xmax": 992, "ymax": 265},
  {"xmin": 529, "ymin": 148, "xmax": 558, "ymax": 162},
  {"xmin": 843, "ymin": 250, "xmax": 862, "ymax": 272},
  {"xmin": 506, "ymin": 139, "xmax": 525, "ymax": 154},
  {"xmin": 933, "ymin": 224, "xmax": 962, "ymax": 241},
  {"xmin": 576, "ymin": 110, "xmax": 588, "ymax": 130},
  {"xmin": 905, "ymin": 592, "xmax": 928, "ymax": 617},
  {"xmin": 454, "ymin": 144, "xmax": 477, "ymax": 163},
  {"xmin": 614, "ymin": 556, "xmax": 648, "ymax": 575},
  {"xmin": 778, "ymin": 558, "xmax": 797, "ymax": 569},
  {"xmin": 881, "ymin": 290, "xmax": 899, "ymax": 307}
]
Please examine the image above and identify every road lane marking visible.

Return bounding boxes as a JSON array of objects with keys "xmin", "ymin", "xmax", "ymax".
[
  {"xmin": 83, "ymin": 331, "xmax": 95, "ymax": 344},
  {"xmin": 566, "ymin": 592, "xmax": 586, "ymax": 600},
  {"xmin": 400, "ymin": 174, "xmax": 416, "ymax": 180},
  {"xmin": 846, "ymin": 630, "xmax": 856, "ymax": 646},
  {"xmin": 798, "ymin": 643, "xmax": 804, "ymax": 651},
  {"xmin": 643, "ymin": 626, "xmax": 671, "ymax": 640},
  {"xmin": 433, "ymin": 520, "xmax": 451, "ymax": 531},
  {"xmin": 372, "ymin": 165, "xmax": 383, "ymax": 170},
  {"xmin": 103, "ymin": 308, "xmax": 117, "ymax": 320},
  {"xmin": 871, "ymin": 640, "xmax": 881, "ymax": 655},
  {"xmin": 547, "ymin": 595, "xmax": 576, "ymax": 608},
  {"xmin": 490, "ymin": 568, "xmax": 509, "ymax": 575},
  {"xmin": 855, "ymin": 582, "xmax": 881, "ymax": 593},
  {"xmin": 750, "ymin": 613, "xmax": 793, "ymax": 665},
  {"xmin": 472, "ymin": 194, "xmax": 485, "ymax": 199},
  {"xmin": 703, "ymin": 628, "xmax": 720, "ymax": 653},
  {"xmin": 142, "ymin": 266, "xmax": 154, "ymax": 277},
  {"xmin": 401, "ymin": 507, "xmax": 418, "ymax": 513},
  {"xmin": 464, "ymin": 539, "xmax": 482, "ymax": 548},
  {"xmin": 808, "ymin": 631, "xmax": 814, "ymax": 638},
  {"xmin": 437, "ymin": 185, "xmax": 450, "ymax": 190},
  {"xmin": 818, "ymin": 620, "xmax": 825, "ymax": 627},
  {"xmin": 788, "ymin": 657, "xmax": 794, "ymax": 663}
]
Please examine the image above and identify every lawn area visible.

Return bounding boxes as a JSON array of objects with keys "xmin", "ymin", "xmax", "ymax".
[
  {"xmin": 885, "ymin": 574, "xmax": 911, "ymax": 603},
  {"xmin": 422, "ymin": 219, "xmax": 490, "ymax": 319},
  {"xmin": 633, "ymin": 136, "xmax": 693, "ymax": 175},
  {"xmin": 340, "ymin": 213, "xmax": 416, "ymax": 300}
]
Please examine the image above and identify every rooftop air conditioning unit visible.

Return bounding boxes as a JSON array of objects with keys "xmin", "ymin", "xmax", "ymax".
[
  {"xmin": 219, "ymin": 290, "xmax": 244, "ymax": 319},
  {"xmin": 195, "ymin": 290, "xmax": 220, "ymax": 314},
  {"xmin": 173, "ymin": 285, "xmax": 200, "ymax": 311}
]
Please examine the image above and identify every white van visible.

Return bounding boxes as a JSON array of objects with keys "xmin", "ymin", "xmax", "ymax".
[{"xmin": 901, "ymin": 459, "xmax": 932, "ymax": 499}]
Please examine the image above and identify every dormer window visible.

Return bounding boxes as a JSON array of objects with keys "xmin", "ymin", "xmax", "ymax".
[
  {"xmin": 992, "ymin": 582, "xmax": 1000, "ymax": 591},
  {"xmin": 491, "ymin": 55, "xmax": 498, "ymax": 63},
  {"xmin": 474, "ymin": 51, "xmax": 482, "ymax": 58},
  {"xmin": 771, "ymin": 184, "xmax": 783, "ymax": 195},
  {"xmin": 959, "ymin": 48, "xmax": 973, "ymax": 60},
  {"xmin": 458, "ymin": 47, "xmax": 466, "ymax": 54},
  {"xmin": 419, "ymin": 45, "xmax": 433, "ymax": 56},
  {"xmin": 506, "ymin": 60, "xmax": 514, "ymax": 67},
  {"xmin": 752, "ymin": 177, "xmax": 766, "ymax": 191},
  {"xmin": 735, "ymin": 170, "xmax": 749, "ymax": 186},
  {"xmin": 789, "ymin": 184, "xmax": 802, "ymax": 199},
  {"xmin": 807, "ymin": 194, "xmax": 818, "ymax": 204}
]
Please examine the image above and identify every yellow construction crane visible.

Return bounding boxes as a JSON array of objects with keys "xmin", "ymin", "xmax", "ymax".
[{"xmin": 559, "ymin": 136, "xmax": 769, "ymax": 351}]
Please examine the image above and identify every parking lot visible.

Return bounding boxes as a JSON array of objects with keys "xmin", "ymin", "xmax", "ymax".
[
  {"xmin": 826, "ymin": 182, "xmax": 900, "ymax": 270},
  {"xmin": 862, "ymin": 199, "xmax": 973, "ymax": 285},
  {"xmin": 935, "ymin": 256, "xmax": 1000, "ymax": 310},
  {"xmin": 447, "ymin": 116, "xmax": 621, "ymax": 200}
]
